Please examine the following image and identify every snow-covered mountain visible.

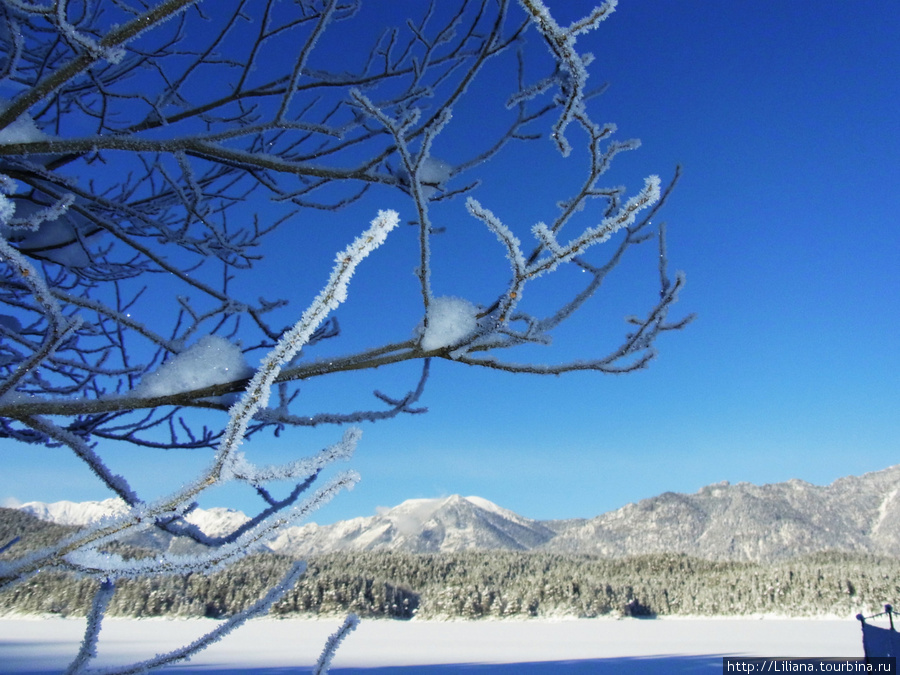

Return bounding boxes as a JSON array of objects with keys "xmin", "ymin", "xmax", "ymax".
[
  {"xmin": 14, "ymin": 494, "xmax": 556, "ymax": 556},
  {"xmin": 15, "ymin": 465, "xmax": 900, "ymax": 562},
  {"xmin": 18, "ymin": 497, "xmax": 130, "ymax": 526},
  {"xmin": 543, "ymin": 464, "xmax": 900, "ymax": 562},
  {"xmin": 16, "ymin": 498, "xmax": 251, "ymax": 554},
  {"xmin": 267, "ymin": 494, "xmax": 558, "ymax": 555},
  {"xmin": 17, "ymin": 498, "xmax": 249, "ymax": 537}
]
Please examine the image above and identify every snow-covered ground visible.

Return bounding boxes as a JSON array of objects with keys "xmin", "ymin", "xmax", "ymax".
[{"xmin": 0, "ymin": 615, "xmax": 866, "ymax": 674}]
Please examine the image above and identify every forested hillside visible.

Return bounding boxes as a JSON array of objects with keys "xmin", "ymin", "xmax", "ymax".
[
  {"xmin": 3, "ymin": 549, "xmax": 897, "ymax": 620},
  {"xmin": 4, "ymin": 507, "xmax": 897, "ymax": 620}
]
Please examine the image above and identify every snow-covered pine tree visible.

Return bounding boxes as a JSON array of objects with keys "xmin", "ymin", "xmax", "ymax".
[{"xmin": 0, "ymin": 0, "xmax": 690, "ymax": 670}]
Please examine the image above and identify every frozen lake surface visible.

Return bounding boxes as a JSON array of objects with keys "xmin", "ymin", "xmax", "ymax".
[{"xmin": 0, "ymin": 615, "xmax": 866, "ymax": 674}]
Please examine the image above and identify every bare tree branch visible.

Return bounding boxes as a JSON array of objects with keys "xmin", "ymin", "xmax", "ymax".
[{"xmin": 0, "ymin": 1, "xmax": 690, "ymax": 670}]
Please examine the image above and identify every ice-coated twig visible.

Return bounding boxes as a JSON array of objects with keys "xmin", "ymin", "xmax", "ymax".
[
  {"xmin": 658, "ymin": 221, "xmax": 671, "ymax": 295},
  {"xmin": 349, "ymin": 90, "xmax": 449, "ymax": 315},
  {"xmin": 464, "ymin": 175, "xmax": 659, "ymax": 332},
  {"xmin": 160, "ymin": 472, "xmax": 320, "ymax": 548},
  {"xmin": 0, "ymin": 13, "xmax": 23, "ymax": 83},
  {"xmin": 0, "ymin": 209, "xmax": 398, "ymax": 586},
  {"xmin": 65, "ymin": 579, "xmax": 115, "ymax": 675},
  {"xmin": 0, "ymin": 0, "xmax": 201, "ymax": 131},
  {"xmin": 465, "ymin": 197, "xmax": 526, "ymax": 322},
  {"xmin": 526, "ymin": 175, "xmax": 661, "ymax": 277},
  {"xmin": 62, "ymin": 472, "xmax": 357, "ymax": 579},
  {"xmin": 53, "ymin": 0, "xmax": 125, "ymax": 66},
  {"xmin": 6, "ymin": 192, "xmax": 75, "ymax": 231},
  {"xmin": 90, "ymin": 561, "xmax": 307, "ymax": 675},
  {"xmin": 517, "ymin": 0, "xmax": 617, "ymax": 155},
  {"xmin": 226, "ymin": 427, "xmax": 360, "ymax": 486},
  {"xmin": 277, "ymin": 0, "xmax": 338, "ymax": 123},
  {"xmin": 0, "ymin": 232, "xmax": 82, "ymax": 400},
  {"xmin": 0, "ymin": 230, "xmax": 63, "ymax": 324},
  {"xmin": 0, "ymin": 2, "xmax": 693, "ymax": 671},
  {"xmin": 457, "ymin": 270, "xmax": 692, "ymax": 375},
  {"xmin": 215, "ymin": 208, "xmax": 399, "ymax": 481},
  {"xmin": 20, "ymin": 414, "xmax": 140, "ymax": 505},
  {"xmin": 313, "ymin": 613, "xmax": 360, "ymax": 675}
]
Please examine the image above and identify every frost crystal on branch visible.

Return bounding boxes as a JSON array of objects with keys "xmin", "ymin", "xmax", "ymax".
[
  {"xmin": 517, "ymin": 0, "xmax": 618, "ymax": 155},
  {"xmin": 216, "ymin": 209, "xmax": 399, "ymax": 468},
  {"xmin": 314, "ymin": 614, "xmax": 361, "ymax": 675},
  {"xmin": 0, "ymin": 101, "xmax": 48, "ymax": 145}
]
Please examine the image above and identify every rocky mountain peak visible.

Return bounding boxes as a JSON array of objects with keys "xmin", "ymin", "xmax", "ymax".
[{"xmin": 15, "ymin": 465, "xmax": 900, "ymax": 563}]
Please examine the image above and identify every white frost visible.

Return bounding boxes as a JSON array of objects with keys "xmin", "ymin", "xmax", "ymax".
[
  {"xmin": 0, "ymin": 174, "xmax": 16, "ymax": 226},
  {"xmin": 0, "ymin": 194, "xmax": 14, "ymax": 226},
  {"xmin": 136, "ymin": 336, "xmax": 252, "ymax": 398},
  {"xmin": 420, "ymin": 296, "xmax": 478, "ymax": 351}
]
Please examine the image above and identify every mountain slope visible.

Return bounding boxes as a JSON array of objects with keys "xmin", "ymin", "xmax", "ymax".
[
  {"xmin": 14, "ymin": 465, "xmax": 900, "ymax": 562},
  {"xmin": 268, "ymin": 494, "xmax": 558, "ymax": 555},
  {"xmin": 546, "ymin": 465, "xmax": 900, "ymax": 561},
  {"xmin": 0, "ymin": 507, "xmax": 76, "ymax": 556},
  {"xmin": 15, "ymin": 498, "xmax": 250, "ymax": 554},
  {"xmin": 17, "ymin": 497, "xmax": 130, "ymax": 526}
]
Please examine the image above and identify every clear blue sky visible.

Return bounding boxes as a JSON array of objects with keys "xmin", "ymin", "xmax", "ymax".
[{"xmin": 3, "ymin": 1, "xmax": 898, "ymax": 526}]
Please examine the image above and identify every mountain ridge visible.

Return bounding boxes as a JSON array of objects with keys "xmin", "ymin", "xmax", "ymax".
[{"xmin": 15, "ymin": 465, "xmax": 900, "ymax": 563}]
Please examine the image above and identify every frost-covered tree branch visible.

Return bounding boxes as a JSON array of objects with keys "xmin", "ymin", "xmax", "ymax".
[
  {"xmin": 0, "ymin": 0, "xmax": 691, "ymax": 670},
  {"xmin": 0, "ymin": 208, "xmax": 394, "ymax": 672}
]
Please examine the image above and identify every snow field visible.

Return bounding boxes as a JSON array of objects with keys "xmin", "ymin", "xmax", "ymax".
[{"xmin": 0, "ymin": 616, "xmax": 865, "ymax": 674}]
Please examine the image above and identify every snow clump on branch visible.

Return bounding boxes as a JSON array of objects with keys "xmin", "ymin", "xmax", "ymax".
[
  {"xmin": 136, "ymin": 336, "xmax": 252, "ymax": 398},
  {"xmin": 420, "ymin": 296, "xmax": 479, "ymax": 351},
  {"xmin": 0, "ymin": 99, "xmax": 48, "ymax": 144}
]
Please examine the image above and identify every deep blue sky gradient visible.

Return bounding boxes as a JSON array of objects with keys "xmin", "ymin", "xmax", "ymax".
[{"xmin": 2, "ymin": 1, "xmax": 898, "ymax": 525}]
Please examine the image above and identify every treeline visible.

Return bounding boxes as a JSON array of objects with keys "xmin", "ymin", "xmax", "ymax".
[
  {"xmin": 0, "ymin": 553, "xmax": 417, "ymax": 619},
  {"xmin": 2, "ymin": 509, "xmax": 898, "ymax": 620},
  {"xmin": 296, "ymin": 550, "xmax": 900, "ymax": 619},
  {"xmin": 2, "ymin": 549, "xmax": 899, "ymax": 620}
]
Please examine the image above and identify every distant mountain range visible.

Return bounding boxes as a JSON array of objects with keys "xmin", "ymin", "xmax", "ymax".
[
  {"xmin": 15, "ymin": 465, "xmax": 900, "ymax": 563},
  {"xmin": 18, "ymin": 499, "xmax": 248, "ymax": 537}
]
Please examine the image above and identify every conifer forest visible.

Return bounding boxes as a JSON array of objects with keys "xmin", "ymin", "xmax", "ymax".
[{"xmin": 2, "ymin": 508, "xmax": 897, "ymax": 621}]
